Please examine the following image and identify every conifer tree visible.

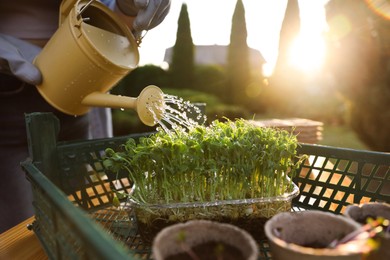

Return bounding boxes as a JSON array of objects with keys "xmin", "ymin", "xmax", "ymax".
[
  {"xmin": 267, "ymin": 0, "xmax": 302, "ymax": 113},
  {"xmin": 226, "ymin": 0, "xmax": 250, "ymax": 106},
  {"xmin": 169, "ymin": 3, "xmax": 195, "ymax": 89},
  {"xmin": 274, "ymin": 0, "xmax": 300, "ymax": 75}
]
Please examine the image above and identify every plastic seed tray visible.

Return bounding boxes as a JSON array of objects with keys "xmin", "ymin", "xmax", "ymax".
[{"xmin": 21, "ymin": 113, "xmax": 390, "ymax": 260}]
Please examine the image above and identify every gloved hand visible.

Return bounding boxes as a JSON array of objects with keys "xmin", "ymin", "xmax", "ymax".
[
  {"xmin": 0, "ymin": 34, "xmax": 42, "ymax": 85},
  {"xmin": 117, "ymin": 0, "xmax": 171, "ymax": 32}
]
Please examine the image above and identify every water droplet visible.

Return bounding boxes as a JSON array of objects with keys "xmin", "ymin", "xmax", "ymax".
[{"xmin": 144, "ymin": 94, "xmax": 207, "ymax": 134}]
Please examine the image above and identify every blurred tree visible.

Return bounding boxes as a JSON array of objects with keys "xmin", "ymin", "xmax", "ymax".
[
  {"xmin": 325, "ymin": 0, "xmax": 390, "ymax": 151},
  {"xmin": 274, "ymin": 0, "xmax": 300, "ymax": 75},
  {"xmin": 169, "ymin": 3, "xmax": 195, "ymax": 89},
  {"xmin": 267, "ymin": 0, "xmax": 303, "ymax": 114},
  {"xmin": 226, "ymin": 0, "xmax": 251, "ymax": 106},
  {"xmin": 111, "ymin": 65, "xmax": 169, "ymax": 97},
  {"xmin": 194, "ymin": 64, "xmax": 226, "ymax": 97}
]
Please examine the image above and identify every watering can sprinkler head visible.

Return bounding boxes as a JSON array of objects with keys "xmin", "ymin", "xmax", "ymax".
[
  {"xmin": 81, "ymin": 85, "xmax": 165, "ymax": 126},
  {"xmin": 135, "ymin": 85, "xmax": 165, "ymax": 126}
]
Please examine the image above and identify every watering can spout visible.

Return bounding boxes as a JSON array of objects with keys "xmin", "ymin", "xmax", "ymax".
[{"xmin": 81, "ymin": 85, "xmax": 164, "ymax": 126}]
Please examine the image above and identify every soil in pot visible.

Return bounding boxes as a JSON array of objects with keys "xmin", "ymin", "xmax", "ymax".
[
  {"xmin": 264, "ymin": 210, "xmax": 365, "ymax": 260},
  {"xmin": 152, "ymin": 220, "xmax": 258, "ymax": 260},
  {"xmin": 165, "ymin": 241, "xmax": 246, "ymax": 260},
  {"xmin": 136, "ymin": 215, "xmax": 271, "ymax": 243}
]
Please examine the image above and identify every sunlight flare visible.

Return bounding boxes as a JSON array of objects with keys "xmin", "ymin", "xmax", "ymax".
[{"xmin": 288, "ymin": 33, "xmax": 326, "ymax": 73}]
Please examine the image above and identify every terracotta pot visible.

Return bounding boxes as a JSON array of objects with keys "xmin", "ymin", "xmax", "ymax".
[
  {"xmin": 152, "ymin": 220, "xmax": 258, "ymax": 260},
  {"xmin": 344, "ymin": 202, "xmax": 390, "ymax": 260},
  {"xmin": 264, "ymin": 211, "xmax": 366, "ymax": 260}
]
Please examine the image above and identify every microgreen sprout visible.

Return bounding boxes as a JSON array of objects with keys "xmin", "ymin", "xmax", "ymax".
[
  {"xmin": 176, "ymin": 230, "xmax": 200, "ymax": 260},
  {"xmin": 214, "ymin": 243, "xmax": 225, "ymax": 260},
  {"xmin": 103, "ymin": 118, "xmax": 305, "ymax": 205}
]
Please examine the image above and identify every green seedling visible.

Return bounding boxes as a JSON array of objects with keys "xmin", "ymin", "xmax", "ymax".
[{"xmin": 104, "ymin": 118, "xmax": 305, "ymax": 205}]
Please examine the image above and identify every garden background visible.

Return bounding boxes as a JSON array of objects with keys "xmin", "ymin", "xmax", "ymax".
[{"xmin": 111, "ymin": 0, "xmax": 389, "ymax": 152}]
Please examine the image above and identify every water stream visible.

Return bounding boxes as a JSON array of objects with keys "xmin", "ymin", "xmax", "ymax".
[{"xmin": 148, "ymin": 94, "xmax": 207, "ymax": 133}]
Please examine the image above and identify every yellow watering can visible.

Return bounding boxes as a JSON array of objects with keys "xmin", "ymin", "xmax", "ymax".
[{"xmin": 33, "ymin": 0, "xmax": 164, "ymax": 126}]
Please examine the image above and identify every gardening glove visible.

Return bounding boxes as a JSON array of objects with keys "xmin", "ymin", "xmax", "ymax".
[
  {"xmin": 117, "ymin": 0, "xmax": 171, "ymax": 33},
  {"xmin": 0, "ymin": 33, "xmax": 42, "ymax": 86}
]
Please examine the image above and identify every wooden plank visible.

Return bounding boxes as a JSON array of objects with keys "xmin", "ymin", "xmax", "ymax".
[{"xmin": 0, "ymin": 217, "xmax": 47, "ymax": 260}]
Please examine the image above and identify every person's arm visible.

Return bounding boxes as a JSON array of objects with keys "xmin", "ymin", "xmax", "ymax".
[
  {"xmin": 101, "ymin": 0, "xmax": 171, "ymax": 34},
  {"xmin": 0, "ymin": 1, "xmax": 171, "ymax": 87},
  {"xmin": 0, "ymin": 34, "xmax": 42, "ymax": 85}
]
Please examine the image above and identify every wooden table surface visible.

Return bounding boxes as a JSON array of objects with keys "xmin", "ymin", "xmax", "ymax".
[{"xmin": 0, "ymin": 216, "xmax": 48, "ymax": 260}]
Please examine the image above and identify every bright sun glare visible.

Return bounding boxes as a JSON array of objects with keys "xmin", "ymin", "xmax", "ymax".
[
  {"xmin": 288, "ymin": 32, "xmax": 326, "ymax": 73},
  {"xmin": 286, "ymin": 1, "xmax": 328, "ymax": 74},
  {"xmin": 250, "ymin": 0, "xmax": 329, "ymax": 77}
]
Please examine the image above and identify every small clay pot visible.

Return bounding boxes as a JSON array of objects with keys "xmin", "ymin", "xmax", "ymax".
[
  {"xmin": 344, "ymin": 202, "xmax": 390, "ymax": 224},
  {"xmin": 344, "ymin": 202, "xmax": 390, "ymax": 260},
  {"xmin": 264, "ymin": 210, "xmax": 364, "ymax": 260},
  {"xmin": 152, "ymin": 220, "xmax": 258, "ymax": 260}
]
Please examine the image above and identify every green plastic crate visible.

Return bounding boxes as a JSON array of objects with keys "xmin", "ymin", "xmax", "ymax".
[{"xmin": 21, "ymin": 112, "xmax": 390, "ymax": 260}]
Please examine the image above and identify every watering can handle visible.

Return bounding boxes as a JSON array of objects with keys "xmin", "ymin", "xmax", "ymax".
[{"xmin": 59, "ymin": 0, "xmax": 95, "ymax": 26}]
